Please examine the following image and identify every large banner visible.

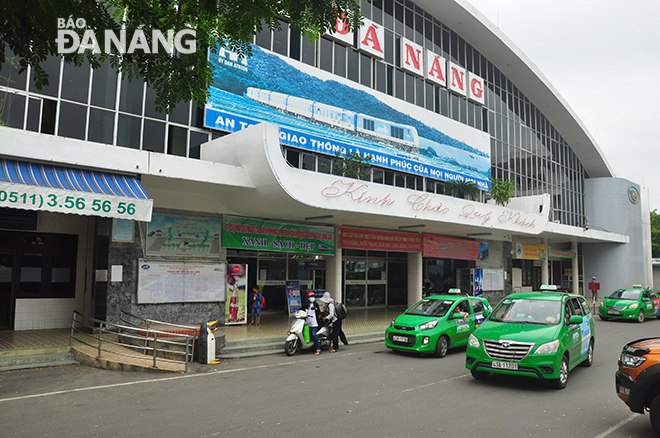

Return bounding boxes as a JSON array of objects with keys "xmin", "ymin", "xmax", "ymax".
[
  {"xmin": 226, "ymin": 264, "xmax": 248, "ymax": 325},
  {"xmin": 146, "ymin": 213, "xmax": 222, "ymax": 258},
  {"xmin": 137, "ymin": 260, "xmax": 226, "ymax": 304},
  {"xmin": 223, "ymin": 215, "xmax": 335, "ymax": 255},
  {"xmin": 339, "ymin": 227, "xmax": 422, "ymax": 252},
  {"xmin": 205, "ymin": 44, "xmax": 491, "ymax": 190},
  {"xmin": 515, "ymin": 242, "xmax": 546, "ymax": 260},
  {"xmin": 423, "ymin": 235, "xmax": 487, "ymax": 260}
]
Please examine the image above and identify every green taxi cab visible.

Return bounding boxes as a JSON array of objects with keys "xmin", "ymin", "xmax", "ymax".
[
  {"xmin": 598, "ymin": 285, "xmax": 660, "ymax": 322},
  {"xmin": 466, "ymin": 286, "xmax": 595, "ymax": 389},
  {"xmin": 385, "ymin": 290, "xmax": 492, "ymax": 358}
]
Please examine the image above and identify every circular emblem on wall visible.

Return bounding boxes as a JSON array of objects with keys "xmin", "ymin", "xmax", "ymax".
[{"xmin": 628, "ymin": 186, "xmax": 639, "ymax": 204}]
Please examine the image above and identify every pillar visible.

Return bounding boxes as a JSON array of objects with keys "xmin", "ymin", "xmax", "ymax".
[
  {"xmin": 572, "ymin": 241, "xmax": 579, "ymax": 294},
  {"xmin": 325, "ymin": 249, "xmax": 343, "ymax": 303},
  {"xmin": 408, "ymin": 252, "xmax": 423, "ymax": 307}
]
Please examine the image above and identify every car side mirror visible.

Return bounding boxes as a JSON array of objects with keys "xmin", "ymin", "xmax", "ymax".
[
  {"xmin": 483, "ymin": 309, "xmax": 491, "ymax": 318},
  {"xmin": 569, "ymin": 315, "xmax": 583, "ymax": 325},
  {"xmin": 451, "ymin": 312, "xmax": 464, "ymax": 320}
]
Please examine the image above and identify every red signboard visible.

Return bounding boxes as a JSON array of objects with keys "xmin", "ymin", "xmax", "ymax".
[
  {"xmin": 423, "ymin": 234, "xmax": 480, "ymax": 260},
  {"xmin": 339, "ymin": 227, "xmax": 422, "ymax": 252}
]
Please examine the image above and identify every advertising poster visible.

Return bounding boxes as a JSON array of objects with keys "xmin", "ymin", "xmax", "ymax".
[
  {"xmin": 137, "ymin": 260, "xmax": 226, "ymax": 304},
  {"xmin": 286, "ymin": 280, "xmax": 302, "ymax": 315},
  {"xmin": 223, "ymin": 215, "xmax": 334, "ymax": 255},
  {"xmin": 423, "ymin": 235, "xmax": 482, "ymax": 260},
  {"xmin": 204, "ymin": 44, "xmax": 491, "ymax": 190},
  {"xmin": 515, "ymin": 242, "xmax": 547, "ymax": 260},
  {"xmin": 226, "ymin": 264, "xmax": 248, "ymax": 325},
  {"xmin": 473, "ymin": 268, "xmax": 483, "ymax": 297},
  {"xmin": 146, "ymin": 213, "xmax": 221, "ymax": 258},
  {"xmin": 339, "ymin": 227, "xmax": 422, "ymax": 252}
]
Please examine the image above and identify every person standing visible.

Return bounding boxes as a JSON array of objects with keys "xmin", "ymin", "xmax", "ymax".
[
  {"xmin": 305, "ymin": 291, "xmax": 321, "ymax": 355},
  {"xmin": 319, "ymin": 292, "xmax": 348, "ymax": 352},
  {"xmin": 249, "ymin": 286, "xmax": 262, "ymax": 326}
]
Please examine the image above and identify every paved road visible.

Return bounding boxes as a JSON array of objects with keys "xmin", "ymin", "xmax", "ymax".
[{"xmin": 1, "ymin": 317, "xmax": 658, "ymax": 437}]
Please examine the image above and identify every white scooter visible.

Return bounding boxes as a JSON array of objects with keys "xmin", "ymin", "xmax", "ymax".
[{"xmin": 284, "ymin": 310, "xmax": 332, "ymax": 356}]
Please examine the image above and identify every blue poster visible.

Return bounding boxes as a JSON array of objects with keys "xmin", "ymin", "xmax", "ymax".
[
  {"xmin": 473, "ymin": 268, "xmax": 483, "ymax": 297},
  {"xmin": 286, "ymin": 280, "xmax": 302, "ymax": 315},
  {"xmin": 205, "ymin": 45, "xmax": 491, "ymax": 190}
]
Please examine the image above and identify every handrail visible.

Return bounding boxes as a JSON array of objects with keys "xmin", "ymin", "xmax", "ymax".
[{"xmin": 70, "ymin": 311, "xmax": 196, "ymax": 372}]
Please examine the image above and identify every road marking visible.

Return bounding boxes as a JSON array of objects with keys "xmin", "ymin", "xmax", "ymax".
[
  {"xmin": 401, "ymin": 373, "xmax": 470, "ymax": 392},
  {"xmin": 0, "ymin": 356, "xmax": 331, "ymax": 403},
  {"xmin": 593, "ymin": 413, "xmax": 639, "ymax": 438}
]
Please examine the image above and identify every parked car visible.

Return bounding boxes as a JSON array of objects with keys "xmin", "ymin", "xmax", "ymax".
[
  {"xmin": 615, "ymin": 337, "xmax": 660, "ymax": 436},
  {"xmin": 598, "ymin": 286, "xmax": 660, "ymax": 322},
  {"xmin": 466, "ymin": 285, "xmax": 595, "ymax": 389},
  {"xmin": 385, "ymin": 290, "xmax": 492, "ymax": 358}
]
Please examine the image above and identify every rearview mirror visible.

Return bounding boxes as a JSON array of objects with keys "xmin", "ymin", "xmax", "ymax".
[{"xmin": 569, "ymin": 315, "xmax": 583, "ymax": 325}]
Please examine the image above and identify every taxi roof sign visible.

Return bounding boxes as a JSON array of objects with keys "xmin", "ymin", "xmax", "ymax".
[
  {"xmin": 448, "ymin": 288, "xmax": 461, "ymax": 294},
  {"xmin": 633, "ymin": 284, "xmax": 642, "ymax": 288},
  {"xmin": 540, "ymin": 285, "xmax": 557, "ymax": 290}
]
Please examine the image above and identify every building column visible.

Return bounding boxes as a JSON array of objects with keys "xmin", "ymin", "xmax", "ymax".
[
  {"xmin": 572, "ymin": 241, "xmax": 579, "ymax": 295},
  {"xmin": 542, "ymin": 239, "xmax": 549, "ymax": 285},
  {"xmin": 408, "ymin": 252, "xmax": 423, "ymax": 307},
  {"xmin": 325, "ymin": 249, "xmax": 343, "ymax": 303}
]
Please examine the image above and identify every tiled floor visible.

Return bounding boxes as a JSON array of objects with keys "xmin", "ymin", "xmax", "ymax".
[{"xmin": 0, "ymin": 306, "xmax": 405, "ymax": 352}]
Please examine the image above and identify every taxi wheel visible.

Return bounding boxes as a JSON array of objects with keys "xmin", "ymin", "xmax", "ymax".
[
  {"xmin": 581, "ymin": 339, "xmax": 594, "ymax": 367},
  {"xmin": 637, "ymin": 310, "xmax": 645, "ymax": 323},
  {"xmin": 650, "ymin": 394, "xmax": 660, "ymax": 436},
  {"xmin": 550, "ymin": 355, "xmax": 569, "ymax": 389},
  {"xmin": 434, "ymin": 335, "xmax": 449, "ymax": 358}
]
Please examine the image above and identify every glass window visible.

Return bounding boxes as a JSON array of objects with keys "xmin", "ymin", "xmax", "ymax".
[
  {"xmin": 117, "ymin": 114, "xmax": 141, "ymax": 149},
  {"xmin": 301, "ymin": 38, "xmax": 316, "ymax": 67},
  {"xmin": 289, "ymin": 27, "xmax": 301, "ymax": 61},
  {"xmin": 302, "ymin": 153, "xmax": 316, "ymax": 171},
  {"xmin": 255, "ymin": 24, "xmax": 271, "ymax": 50},
  {"xmin": 29, "ymin": 56, "xmax": 60, "ymax": 97},
  {"xmin": 347, "ymin": 49, "xmax": 359, "ymax": 82},
  {"xmin": 119, "ymin": 76, "xmax": 143, "ymax": 115},
  {"xmin": 0, "ymin": 93, "xmax": 25, "ymax": 128},
  {"xmin": 19, "ymin": 253, "xmax": 43, "ymax": 295},
  {"xmin": 143, "ymin": 120, "xmax": 166, "ymax": 153},
  {"xmin": 169, "ymin": 101, "xmax": 189, "ymax": 125},
  {"xmin": 1, "ymin": 48, "xmax": 27, "ymax": 91},
  {"xmin": 345, "ymin": 260, "xmax": 366, "ymax": 281},
  {"xmin": 144, "ymin": 86, "xmax": 166, "ymax": 120},
  {"xmin": 273, "ymin": 20, "xmax": 288, "ymax": 56},
  {"xmin": 61, "ymin": 60, "xmax": 90, "ymax": 104},
  {"xmin": 91, "ymin": 59, "xmax": 118, "ymax": 109},
  {"xmin": 334, "ymin": 43, "xmax": 346, "ymax": 77},
  {"xmin": 167, "ymin": 125, "xmax": 187, "ymax": 156},
  {"xmin": 26, "ymin": 98, "xmax": 41, "ymax": 132},
  {"xmin": 318, "ymin": 156, "xmax": 332, "ymax": 174},
  {"xmin": 88, "ymin": 108, "xmax": 115, "ymax": 145},
  {"xmin": 360, "ymin": 54, "xmax": 372, "ymax": 87},
  {"xmin": 189, "ymin": 131, "xmax": 208, "ymax": 159},
  {"xmin": 286, "ymin": 149, "xmax": 300, "ymax": 168},
  {"xmin": 58, "ymin": 102, "xmax": 86, "ymax": 140},
  {"xmin": 40, "ymin": 99, "xmax": 57, "ymax": 135}
]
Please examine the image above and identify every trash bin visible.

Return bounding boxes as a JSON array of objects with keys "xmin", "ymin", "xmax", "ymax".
[{"xmin": 196, "ymin": 322, "xmax": 216, "ymax": 364}]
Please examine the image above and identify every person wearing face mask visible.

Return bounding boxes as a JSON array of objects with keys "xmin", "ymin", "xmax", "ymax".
[{"xmin": 305, "ymin": 291, "xmax": 322, "ymax": 356}]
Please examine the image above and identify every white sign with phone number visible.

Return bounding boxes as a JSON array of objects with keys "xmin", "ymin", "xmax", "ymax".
[{"xmin": 0, "ymin": 182, "xmax": 153, "ymax": 221}]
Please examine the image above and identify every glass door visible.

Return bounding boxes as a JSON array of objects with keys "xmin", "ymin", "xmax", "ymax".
[{"xmin": 0, "ymin": 251, "xmax": 14, "ymax": 329}]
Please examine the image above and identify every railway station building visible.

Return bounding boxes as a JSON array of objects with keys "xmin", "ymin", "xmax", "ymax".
[{"xmin": 0, "ymin": 0, "xmax": 651, "ymax": 331}]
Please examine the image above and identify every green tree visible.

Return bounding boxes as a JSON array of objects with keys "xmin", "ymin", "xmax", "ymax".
[
  {"xmin": 651, "ymin": 209, "xmax": 660, "ymax": 258},
  {"xmin": 445, "ymin": 180, "xmax": 480, "ymax": 201},
  {"xmin": 0, "ymin": 0, "xmax": 362, "ymax": 112},
  {"xmin": 332, "ymin": 151, "xmax": 373, "ymax": 180},
  {"xmin": 489, "ymin": 177, "xmax": 516, "ymax": 206}
]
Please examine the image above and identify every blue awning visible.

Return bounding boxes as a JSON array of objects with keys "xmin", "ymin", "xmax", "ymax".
[{"xmin": 0, "ymin": 159, "xmax": 153, "ymax": 221}]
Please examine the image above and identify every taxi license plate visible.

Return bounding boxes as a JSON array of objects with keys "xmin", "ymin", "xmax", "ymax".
[
  {"xmin": 392, "ymin": 335, "xmax": 408, "ymax": 343},
  {"xmin": 608, "ymin": 310, "xmax": 620, "ymax": 315},
  {"xmin": 492, "ymin": 361, "xmax": 518, "ymax": 370}
]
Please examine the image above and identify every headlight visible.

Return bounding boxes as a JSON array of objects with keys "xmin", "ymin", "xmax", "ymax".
[
  {"xmin": 419, "ymin": 320, "xmax": 439, "ymax": 330},
  {"xmin": 534, "ymin": 339, "xmax": 560, "ymax": 355},
  {"xmin": 628, "ymin": 303, "xmax": 639, "ymax": 309},
  {"xmin": 390, "ymin": 317, "xmax": 396, "ymax": 327},
  {"xmin": 620, "ymin": 353, "xmax": 646, "ymax": 367},
  {"xmin": 468, "ymin": 333, "xmax": 480, "ymax": 349}
]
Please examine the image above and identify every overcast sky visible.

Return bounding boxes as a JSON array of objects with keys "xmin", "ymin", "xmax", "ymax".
[{"xmin": 464, "ymin": 0, "xmax": 660, "ymax": 211}]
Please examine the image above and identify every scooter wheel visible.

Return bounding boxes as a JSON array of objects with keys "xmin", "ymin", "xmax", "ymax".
[
  {"xmin": 285, "ymin": 340, "xmax": 298, "ymax": 356},
  {"xmin": 320, "ymin": 339, "xmax": 332, "ymax": 351}
]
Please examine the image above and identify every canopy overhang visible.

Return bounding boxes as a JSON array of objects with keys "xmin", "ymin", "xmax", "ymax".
[{"xmin": 0, "ymin": 159, "xmax": 153, "ymax": 222}]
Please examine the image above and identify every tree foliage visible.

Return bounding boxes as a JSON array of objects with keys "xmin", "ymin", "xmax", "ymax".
[
  {"xmin": 489, "ymin": 177, "xmax": 516, "ymax": 206},
  {"xmin": 445, "ymin": 180, "xmax": 480, "ymax": 201},
  {"xmin": 332, "ymin": 151, "xmax": 373, "ymax": 181},
  {"xmin": 0, "ymin": 0, "xmax": 362, "ymax": 112},
  {"xmin": 651, "ymin": 209, "xmax": 660, "ymax": 258}
]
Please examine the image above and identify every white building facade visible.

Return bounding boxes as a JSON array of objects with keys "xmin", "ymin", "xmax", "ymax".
[{"xmin": 0, "ymin": 0, "xmax": 650, "ymax": 331}]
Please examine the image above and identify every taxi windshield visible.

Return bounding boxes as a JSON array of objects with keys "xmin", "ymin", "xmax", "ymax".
[
  {"xmin": 608, "ymin": 289, "xmax": 641, "ymax": 300},
  {"xmin": 490, "ymin": 298, "xmax": 562, "ymax": 325},
  {"xmin": 406, "ymin": 299, "xmax": 454, "ymax": 317}
]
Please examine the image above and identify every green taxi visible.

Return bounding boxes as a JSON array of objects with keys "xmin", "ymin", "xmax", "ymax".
[
  {"xmin": 385, "ymin": 290, "xmax": 492, "ymax": 358},
  {"xmin": 466, "ymin": 286, "xmax": 595, "ymax": 389},
  {"xmin": 598, "ymin": 285, "xmax": 660, "ymax": 322}
]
